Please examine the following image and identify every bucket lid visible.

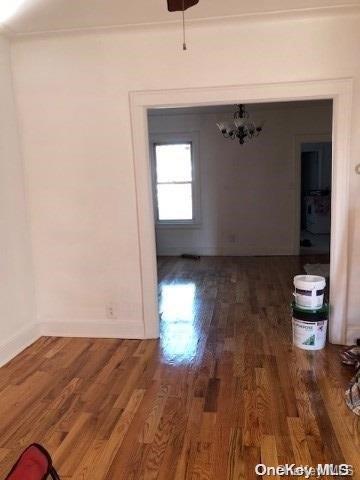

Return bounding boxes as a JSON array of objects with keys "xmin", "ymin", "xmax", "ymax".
[
  {"xmin": 294, "ymin": 275, "xmax": 326, "ymax": 291},
  {"xmin": 292, "ymin": 301, "xmax": 329, "ymax": 321}
]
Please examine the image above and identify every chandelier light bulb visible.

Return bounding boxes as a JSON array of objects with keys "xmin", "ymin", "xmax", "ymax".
[{"xmin": 216, "ymin": 122, "xmax": 226, "ymax": 133}]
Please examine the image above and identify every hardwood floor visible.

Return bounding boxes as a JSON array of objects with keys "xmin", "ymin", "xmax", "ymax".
[{"xmin": 0, "ymin": 256, "xmax": 359, "ymax": 479}]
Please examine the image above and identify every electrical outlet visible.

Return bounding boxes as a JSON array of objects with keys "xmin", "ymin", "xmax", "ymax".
[{"xmin": 106, "ymin": 304, "xmax": 117, "ymax": 319}]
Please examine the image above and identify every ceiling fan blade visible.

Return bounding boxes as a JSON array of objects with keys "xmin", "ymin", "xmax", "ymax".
[{"xmin": 167, "ymin": 0, "xmax": 199, "ymax": 12}]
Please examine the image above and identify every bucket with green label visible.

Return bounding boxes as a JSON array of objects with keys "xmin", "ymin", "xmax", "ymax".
[{"xmin": 292, "ymin": 302, "xmax": 328, "ymax": 350}]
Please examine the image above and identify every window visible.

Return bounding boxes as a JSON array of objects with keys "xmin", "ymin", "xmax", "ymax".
[{"xmin": 153, "ymin": 142, "xmax": 196, "ymax": 223}]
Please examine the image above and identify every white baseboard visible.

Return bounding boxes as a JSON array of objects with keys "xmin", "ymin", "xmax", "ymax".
[
  {"xmin": 346, "ymin": 326, "xmax": 360, "ymax": 346},
  {"xmin": 0, "ymin": 323, "xmax": 40, "ymax": 368},
  {"xmin": 157, "ymin": 245, "xmax": 294, "ymax": 256},
  {"xmin": 0, "ymin": 318, "xmax": 148, "ymax": 368},
  {"xmin": 39, "ymin": 319, "xmax": 146, "ymax": 339}
]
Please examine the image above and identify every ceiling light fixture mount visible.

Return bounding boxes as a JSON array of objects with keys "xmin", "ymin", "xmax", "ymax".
[{"xmin": 217, "ymin": 104, "xmax": 264, "ymax": 145}]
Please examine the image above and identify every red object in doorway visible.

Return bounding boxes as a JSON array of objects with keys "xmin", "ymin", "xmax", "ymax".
[
  {"xmin": 5, "ymin": 444, "xmax": 60, "ymax": 480},
  {"xmin": 167, "ymin": 0, "xmax": 199, "ymax": 12}
]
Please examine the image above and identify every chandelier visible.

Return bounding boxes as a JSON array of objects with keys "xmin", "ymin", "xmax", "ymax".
[{"xmin": 216, "ymin": 104, "xmax": 263, "ymax": 144}]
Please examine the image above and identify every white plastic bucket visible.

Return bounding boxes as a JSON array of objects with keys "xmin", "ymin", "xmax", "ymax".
[
  {"xmin": 293, "ymin": 275, "xmax": 326, "ymax": 310},
  {"xmin": 292, "ymin": 304, "xmax": 328, "ymax": 351}
]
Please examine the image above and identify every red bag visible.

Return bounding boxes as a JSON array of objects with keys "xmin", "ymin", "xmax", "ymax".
[{"xmin": 5, "ymin": 444, "xmax": 60, "ymax": 480}]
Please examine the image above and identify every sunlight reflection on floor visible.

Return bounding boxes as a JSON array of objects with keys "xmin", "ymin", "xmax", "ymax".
[{"xmin": 159, "ymin": 282, "xmax": 198, "ymax": 364}]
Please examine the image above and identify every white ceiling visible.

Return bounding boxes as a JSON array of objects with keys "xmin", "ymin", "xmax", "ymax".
[{"xmin": 1, "ymin": 0, "xmax": 359, "ymax": 35}]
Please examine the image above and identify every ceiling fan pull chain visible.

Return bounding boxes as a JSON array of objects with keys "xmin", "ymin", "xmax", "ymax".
[{"xmin": 182, "ymin": 2, "xmax": 187, "ymax": 50}]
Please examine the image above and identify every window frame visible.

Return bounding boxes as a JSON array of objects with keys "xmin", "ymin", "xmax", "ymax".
[{"xmin": 150, "ymin": 132, "xmax": 201, "ymax": 227}]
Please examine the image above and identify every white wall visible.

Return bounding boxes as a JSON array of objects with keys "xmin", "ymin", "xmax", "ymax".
[
  {"xmin": 10, "ymin": 11, "xmax": 360, "ymax": 343},
  {"xmin": 0, "ymin": 35, "xmax": 36, "ymax": 365},
  {"xmin": 149, "ymin": 103, "xmax": 332, "ymax": 256}
]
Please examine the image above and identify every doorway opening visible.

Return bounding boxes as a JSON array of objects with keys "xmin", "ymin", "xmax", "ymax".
[
  {"xmin": 300, "ymin": 142, "xmax": 332, "ymax": 258},
  {"xmin": 147, "ymin": 99, "xmax": 334, "ymax": 358},
  {"xmin": 130, "ymin": 79, "xmax": 352, "ymax": 345}
]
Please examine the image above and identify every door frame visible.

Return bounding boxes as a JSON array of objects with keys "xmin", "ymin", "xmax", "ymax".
[
  {"xmin": 129, "ymin": 78, "xmax": 353, "ymax": 345},
  {"xmin": 293, "ymin": 133, "xmax": 332, "ymax": 255}
]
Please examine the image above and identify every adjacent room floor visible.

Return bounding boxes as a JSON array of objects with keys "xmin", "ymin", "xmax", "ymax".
[
  {"xmin": 300, "ymin": 230, "xmax": 331, "ymax": 255},
  {"xmin": 0, "ymin": 256, "xmax": 358, "ymax": 479}
]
